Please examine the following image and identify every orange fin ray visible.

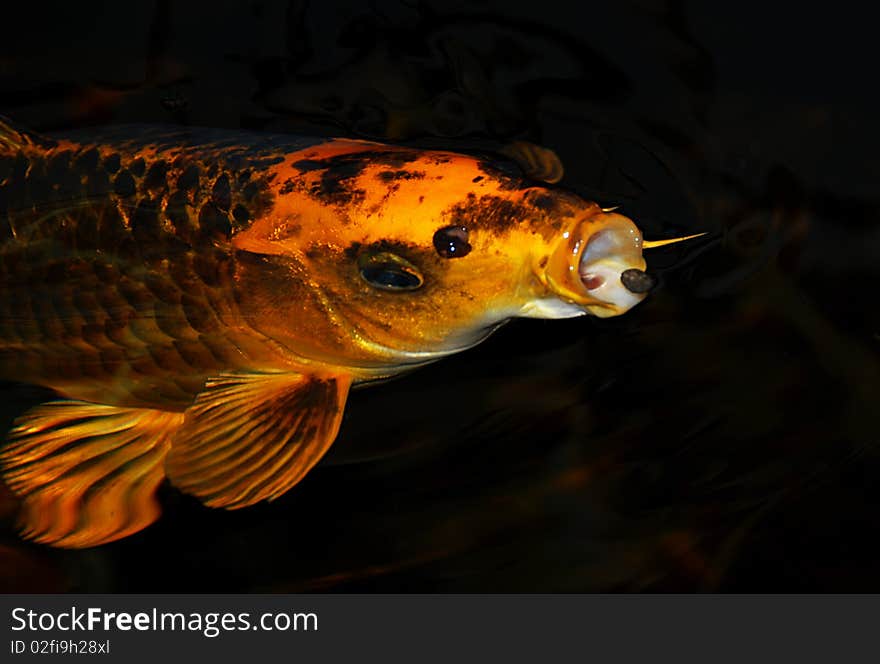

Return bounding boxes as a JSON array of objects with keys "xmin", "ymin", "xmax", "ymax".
[
  {"xmin": 0, "ymin": 402, "xmax": 184, "ymax": 548},
  {"xmin": 166, "ymin": 371, "xmax": 352, "ymax": 509}
]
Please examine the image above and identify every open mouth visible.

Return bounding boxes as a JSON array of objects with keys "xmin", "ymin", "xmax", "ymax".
[
  {"xmin": 578, "ymin": 225, "xmax": 654, "ymax": 303},
  {"xmin": 578, "ymin": 228, "xmax": 621, "ymax": 293},
  {"xmin": 542, "ymin": 211, "xmax": 651, "ymax": 318}
]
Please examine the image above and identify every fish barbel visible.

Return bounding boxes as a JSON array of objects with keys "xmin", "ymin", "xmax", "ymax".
[{"xmin": 0, "ymin": 118, "xmax": 689, "ymax": 547}]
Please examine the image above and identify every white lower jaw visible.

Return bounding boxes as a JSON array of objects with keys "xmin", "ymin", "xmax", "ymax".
[{"xmin": 518, "ymin": 298, "xmax": 587, "ymax": 319}]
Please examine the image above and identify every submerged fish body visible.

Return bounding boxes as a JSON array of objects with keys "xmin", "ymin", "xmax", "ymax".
[{"xmin": 0, "ymin": 118, "xmax": 650, "ymax": 547}]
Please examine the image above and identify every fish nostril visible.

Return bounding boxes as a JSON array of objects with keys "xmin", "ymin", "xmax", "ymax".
[{"xmin": 620, "ymin": 268, "xmax": 656, "ymax": 293}]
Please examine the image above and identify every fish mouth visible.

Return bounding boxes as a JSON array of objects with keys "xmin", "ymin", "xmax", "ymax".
[{"xmin": 543, "ymin": 212, "xmax": 649, "ymax": 318}]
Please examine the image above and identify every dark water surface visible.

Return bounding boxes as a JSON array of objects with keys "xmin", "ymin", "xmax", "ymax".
[{"xmin": 0, "ymin": 1, "xmax": 877, "ymax": 591}]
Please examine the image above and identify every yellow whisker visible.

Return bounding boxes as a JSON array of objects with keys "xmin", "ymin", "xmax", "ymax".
[{"xmin": 642, "ymin": 232, "xmax": 707, "ymax": 249}]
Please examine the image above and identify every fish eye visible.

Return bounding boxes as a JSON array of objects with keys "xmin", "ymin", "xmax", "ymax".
[
  {"xmin": 358, "ymin": 251, "xmax": 424, "ymax": 291},
  {"xmin": 433, "ymin": 225, "xmax": 471, "ymax": 259}
]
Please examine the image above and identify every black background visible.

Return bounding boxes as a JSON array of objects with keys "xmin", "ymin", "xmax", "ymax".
[{"xmin": 0, "ymin": 0, "xmax": 878, "ymax": 591}]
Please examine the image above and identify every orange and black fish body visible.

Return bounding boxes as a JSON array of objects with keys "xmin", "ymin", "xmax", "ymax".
[
  {"xmin": 0, "ymin": 118, "xmax": 653, "ymax": 547},
  {"xmin": 0, "ymin": 126, "xmax": 321, "ymax": 406}
]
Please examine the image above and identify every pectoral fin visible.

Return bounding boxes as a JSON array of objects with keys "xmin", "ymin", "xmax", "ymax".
[
  {"xmin": 0, "ymin": 402, "xmax": 184, "ymax": 548},
  {"xmin": 165, "ymin": 371, "xmax": 352, "ymax": 509}
]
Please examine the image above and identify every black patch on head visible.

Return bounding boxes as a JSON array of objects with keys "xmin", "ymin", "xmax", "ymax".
[
  {"xmin": 526, "ymin": 189, "xmax": 580, "ymax": 219},
  {"xmin": 472, "ymin": 175, "xmax": 484, "ymax": 183},
  {"xmin": 376, "ymin": 169, "xmax": 425, "ymax": 182},
  {"xmin": 301, "ymin": 150, "xmax": 421, "ymax": 207},
  {"xmin": 367, "ymin": 150, "xmax": 421, "ymax": 168},
  {"xmin": 103, "ymin": 152, "xmax": 121, "ymax": 173},
  {"xmin": 322, "ymin": 154, "xmax": 368, "ymax": 182},
  {"xmin": 292, "ymin": 159, "xmax": 325, "ymax": 172},
  {"xmin": 444, "ymin": 194, "xmax": 529, "ymax": 233},
  {"xmin": 478, "ymin": 159, "xmax": 527, "ymax": 191},
  {"xmin": 311, "ymin": 155, "xmax": 367, "ymax": 205},
  {"xmin": 529, "ymin": 192, "xmax": 558, "ymax": 213},
  {"xmin": 211, "ymin": 173, "xmax": 232, "ymax": 210},
  {"xmin": 113, "ymin": 170, "xmax": 137, "ymax": 197}
]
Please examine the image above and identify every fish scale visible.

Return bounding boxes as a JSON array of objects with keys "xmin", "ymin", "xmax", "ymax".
[{"xmin": 0, "ymin": 131, "xmax": 289, "ymax": 408}]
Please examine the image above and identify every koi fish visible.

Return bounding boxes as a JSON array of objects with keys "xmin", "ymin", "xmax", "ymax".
[{"xmin": 0, "ymin": 117, "xmax": 692, "ymax": 548}]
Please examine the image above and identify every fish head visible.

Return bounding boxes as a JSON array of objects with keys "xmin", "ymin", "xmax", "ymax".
[{"xmin": 233, "ymin": 144, "xmax": 649, "ymax": 369}]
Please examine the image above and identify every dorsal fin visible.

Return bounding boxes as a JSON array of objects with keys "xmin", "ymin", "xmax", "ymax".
[
  {"xmin": 0, "ymin": 401, "xmax": 184, "ymax": 548},
  {"xmin": 166, "ymin": 370, "xmax": 352, "ymax": 509},
  {"xmin": 0, "ymin": 115, "xmax": 56, "ymax": 153},
  {"xmin": 499, "ymin": 140, "xmax": 565, "ymax": 184}
]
